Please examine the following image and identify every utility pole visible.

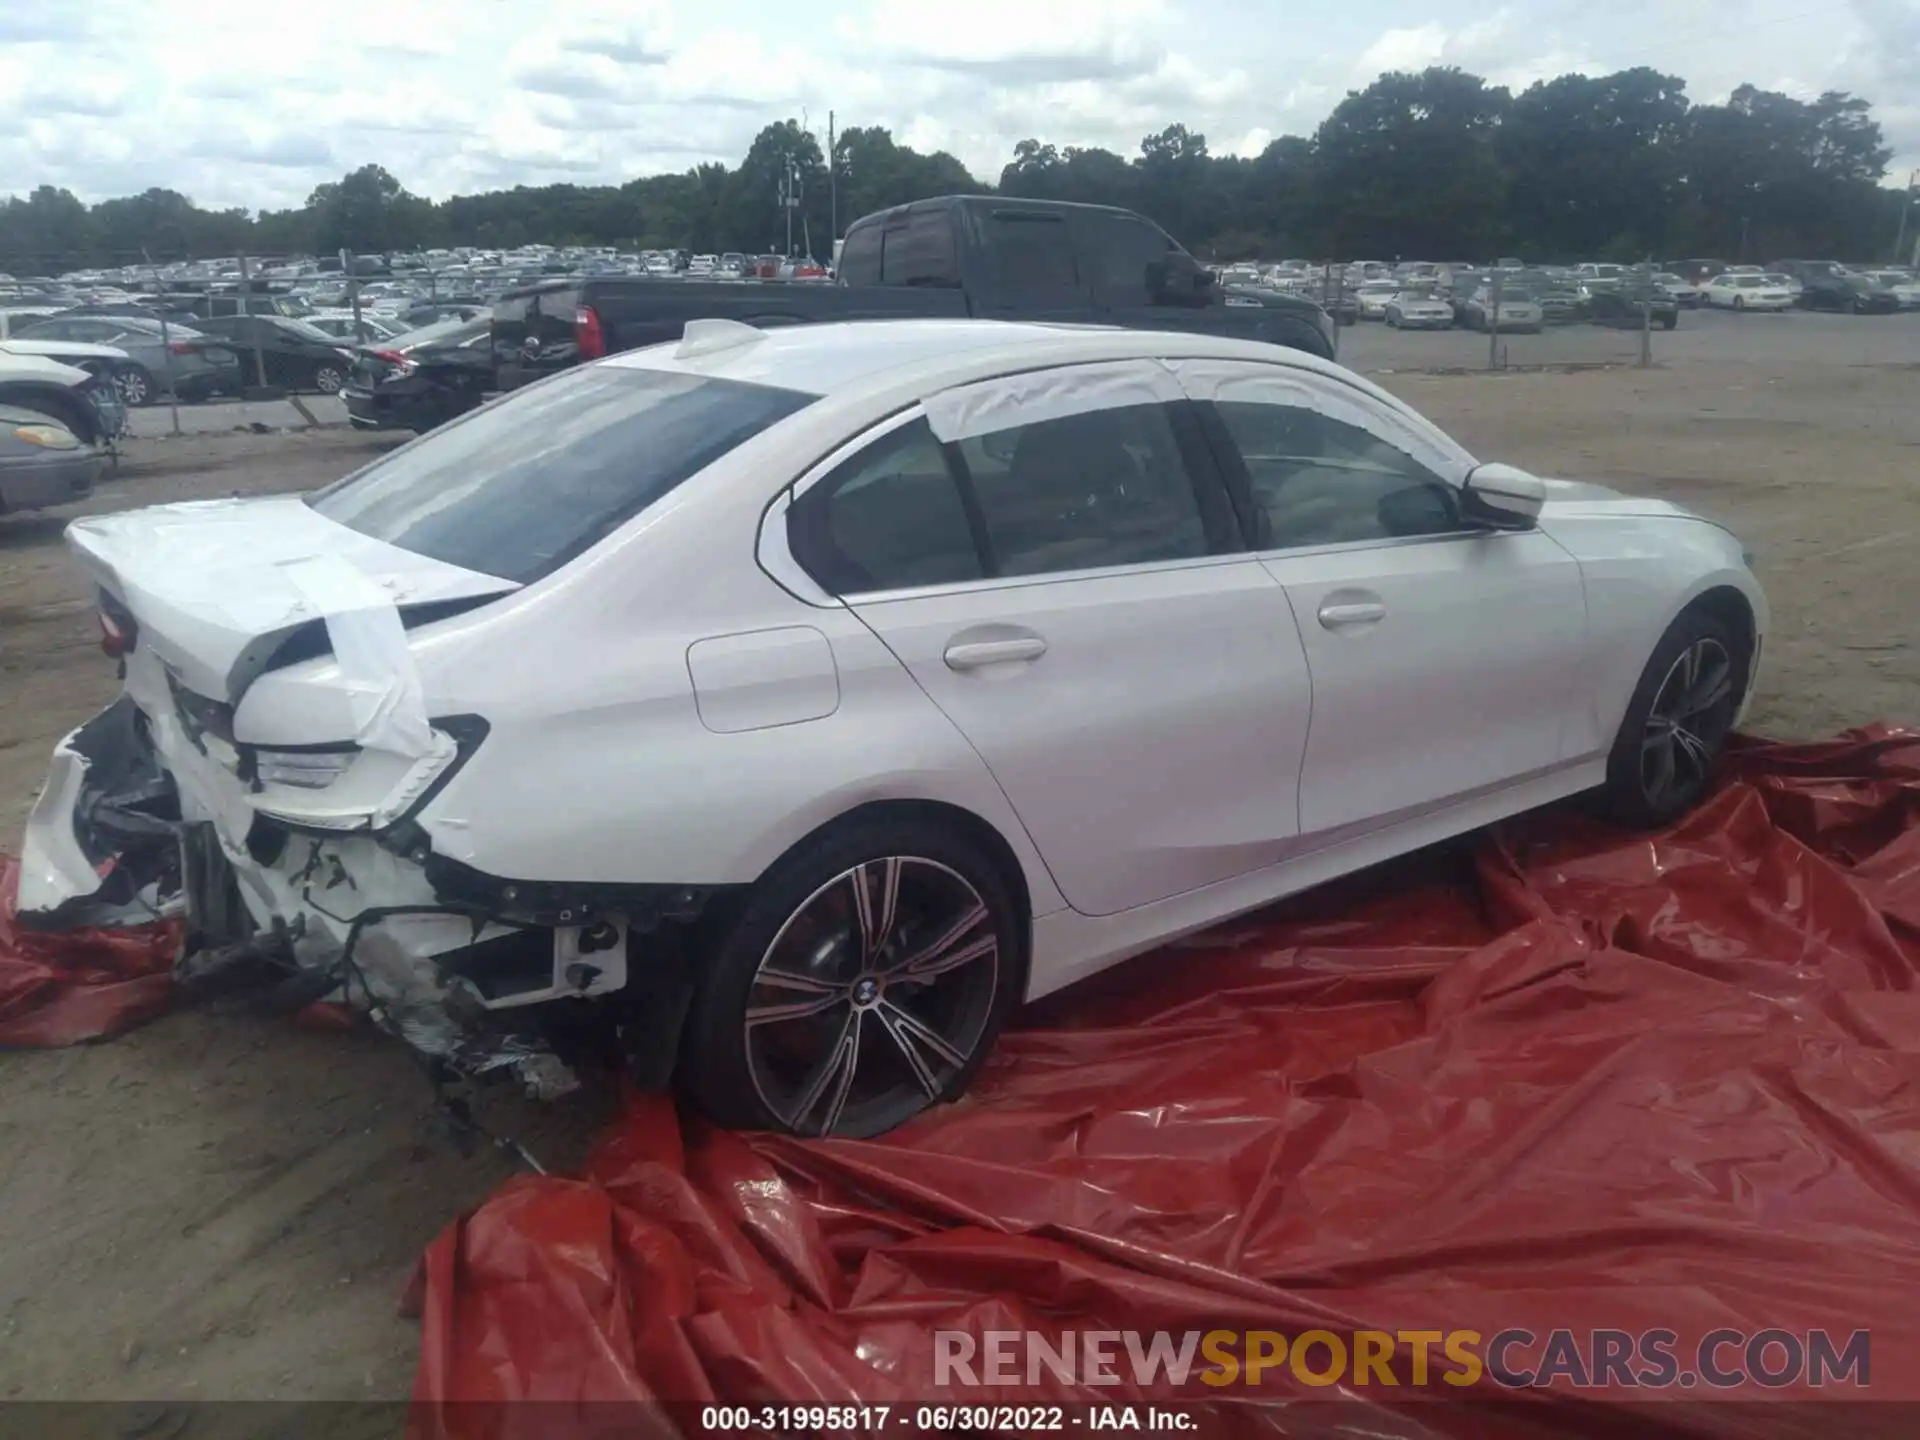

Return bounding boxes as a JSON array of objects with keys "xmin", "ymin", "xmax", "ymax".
[
  {"xmin": 828, "ymin": 110, "xmax": 837, "ymax": 246},
  {"xmin": 1893, "ymin": 168, "xmax": 1919, "ymax": 265},
  {"xmin": 781, "ymin": 155, "xmax": 795, "ymax": 257}
]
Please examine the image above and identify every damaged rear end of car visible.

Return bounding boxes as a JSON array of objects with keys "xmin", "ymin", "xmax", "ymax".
[{"xmin": 17, "ymin": 357, "xmax": 819, "ymax": 1099}]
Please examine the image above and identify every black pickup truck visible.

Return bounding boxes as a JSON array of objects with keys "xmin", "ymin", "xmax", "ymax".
[{"xmin": 493, "ymin": 195, "xmax": 1336, "ymax": 390}]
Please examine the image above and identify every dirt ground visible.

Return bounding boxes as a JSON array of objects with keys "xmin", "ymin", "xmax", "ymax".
[{"xmin": 0, "ymin": 353, "xmax": 1915, "ymax": 1401}]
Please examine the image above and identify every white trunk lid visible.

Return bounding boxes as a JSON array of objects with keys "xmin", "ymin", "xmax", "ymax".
[{"xmin": 67, "ymin": 495, "xmax": 520, "ymax": 703}]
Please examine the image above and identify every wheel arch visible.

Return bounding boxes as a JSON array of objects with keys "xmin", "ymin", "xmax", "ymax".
[
  {"xmin": 1673, "ymin": 582, "xmax": 1760, "ymax": 709},
  {"xmin": 737, "ymin": 796, "xmax": 1037, "ymax": 951}
]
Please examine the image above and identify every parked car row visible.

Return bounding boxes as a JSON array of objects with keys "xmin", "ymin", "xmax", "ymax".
[{"xmin": 1224, "ymin": 254, "xmax": 1917, "ymax": 331}]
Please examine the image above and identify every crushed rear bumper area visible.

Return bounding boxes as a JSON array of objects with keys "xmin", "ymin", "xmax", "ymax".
[{"xmin": 16, "ymin": 695, "xmax": 670, "ymax": 1098}]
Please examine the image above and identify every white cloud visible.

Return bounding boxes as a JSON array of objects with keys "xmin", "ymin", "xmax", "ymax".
[
  {"xmin": 0, "ymin": 0, "xmax": 1911, "ymax": 219},
  {"xmin": 1234, "ymin": 126, "xmax": 1273, "ymax": 158}
]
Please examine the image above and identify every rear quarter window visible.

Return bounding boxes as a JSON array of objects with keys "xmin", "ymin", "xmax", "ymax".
[{"xmin": 308, "ymin": 365, "xmax": 814, "ymax": 584}]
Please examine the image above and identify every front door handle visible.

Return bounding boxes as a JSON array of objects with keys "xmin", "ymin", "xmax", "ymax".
[
  {"xmin": 1317, "ymin": 600, "xmax": 1386, "ymax": 629},
  {"xmin": 944, "ymin": 637, "xmax": 1048, "ymax": 670}
]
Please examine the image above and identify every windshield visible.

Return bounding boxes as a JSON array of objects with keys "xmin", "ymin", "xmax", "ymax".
[{"xmin": 308, "ymin": 365, "xmax": 816, "ymax": 584}]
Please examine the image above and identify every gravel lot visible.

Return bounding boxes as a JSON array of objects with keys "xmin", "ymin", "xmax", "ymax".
[{"xmin": 0, "ymin": 314, "xmax": 1916, "ymax": 1400}]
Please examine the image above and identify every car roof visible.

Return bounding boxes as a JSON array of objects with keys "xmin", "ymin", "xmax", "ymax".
[{"xmin": 602, "ymin": 317, "xmax": 1341, "ymax": 398}]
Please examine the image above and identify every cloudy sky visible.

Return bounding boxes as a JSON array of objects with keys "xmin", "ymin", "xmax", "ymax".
[{"xmin": 2, "ymin": 0, "xmax": 1915, "ymax": 211}]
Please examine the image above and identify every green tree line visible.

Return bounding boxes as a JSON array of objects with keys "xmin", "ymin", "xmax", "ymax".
[{"xmin": 0, "ymin": 66, "xmax": 1907, "ymax": 274}]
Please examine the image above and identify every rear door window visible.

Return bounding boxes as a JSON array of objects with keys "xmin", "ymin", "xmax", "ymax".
[
  {"xmin": 309, "ymin": 365, "xmax": 815, "ymax": 583},
  {"xmin": 958, "ymin": 403, "xmax": 1210, "ymax": 576}
]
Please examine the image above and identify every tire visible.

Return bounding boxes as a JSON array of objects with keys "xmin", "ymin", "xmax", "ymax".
[
  {"xmin": 1660, "ymin": 313, "xmax": 1677, "ymax": 331},
  {"xmin": 680, "ymin": 815, "xmax": 1026, "ymax": 1138},
  {"xmin": 1597, "ymin": 608, "xmax": 1742, "ymax": 829},
  {"xmin": 1733, "ymin": 296, "xmax": 1745, "ymax": 311},
  {"xmin": 313, "ymin": 363, "xmax": 347, "ymax": 394},
  {"xmin": 1385, "ymin": 310, "xmax": 1398, "ymax": 328}
]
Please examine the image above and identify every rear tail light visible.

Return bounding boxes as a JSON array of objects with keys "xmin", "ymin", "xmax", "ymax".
[
  {"xmin": 99, "ymin": 611, "xmax": 135, "ymax": 658},
  {"xmin": 369, "ymin": 349, "xmax": 418, "ymax": 377},
  {"xmin": 99, "ymin": 590, "xmax": 139, "ymax": 658},
  {"xmin": 575, "ymin": 304, "xmax": 606, "ymax": 359},
  {"xmin": 168, "ymin": 341, "xmax": 194, "ymax": 355}
]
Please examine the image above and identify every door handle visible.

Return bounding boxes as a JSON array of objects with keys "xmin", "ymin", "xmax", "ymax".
[
  {"xmin": 1317, "ymin": 600, "xmax": 1386, "ymax": 629},
  {"xmin": 944, "ymin": 637, "xmax": 1048, "ymax": 670}
]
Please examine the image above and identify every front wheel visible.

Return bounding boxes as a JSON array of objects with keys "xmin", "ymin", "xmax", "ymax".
[
  {"xmin": 1598, "ymin": 610, "xmax": 1741, "ymax": 828},
  {"xmin": 681, "ymin": 817, "xmax": 1024, "ymax": 1138},
  {"xmin": 1733, "ymin": 296, "xmax": 1746, "ymax": 311},
  {"xmin": 313, "ymin": 364, "xmax": 346, "ymax": 394}
]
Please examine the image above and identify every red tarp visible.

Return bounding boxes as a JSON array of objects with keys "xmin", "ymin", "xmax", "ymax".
[
  {"xmin": 406, "ymin": 729, "xmax": 1920, "ymax": 1436},
  {"xmin": 0, "ymin": 856, "xmax": 180, "ymax": 1046}
]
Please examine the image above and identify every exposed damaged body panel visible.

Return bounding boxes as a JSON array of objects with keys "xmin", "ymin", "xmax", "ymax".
[{"xmin": 18, "ymin": 502, "xmax": 707, "ymax": 1096}]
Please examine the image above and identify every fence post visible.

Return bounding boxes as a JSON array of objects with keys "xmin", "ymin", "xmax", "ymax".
[
  {"xmin": 239, "ymin": 255, "xmax": 268, "ymax": 390},
  {"xmin": 343, "ymin": 249, "xmax": 365, "ymax": 341},
  {"xmin": 142, "ymin": 248, "xmax": 182, "ymax": 437},
  {"xmin": 1488, "ymin": 268, "xmax": 1502, "ymax": 370}
]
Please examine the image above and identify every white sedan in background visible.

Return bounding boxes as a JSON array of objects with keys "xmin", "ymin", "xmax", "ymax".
[
  {"xmin": 1354, "ymin": 280, "xmax": 1403, "ymax": 319},
  {"xmin": 19, "ymin": 319, "xmax": 1766, "ymax": 1138},
  {"xmin": 1702, "ymin": 274, "xmax": 1795, "ymax": 310},
  {"xmin": 1384, "ymin": 290, "xmax": 1456, "ymax": 329}
]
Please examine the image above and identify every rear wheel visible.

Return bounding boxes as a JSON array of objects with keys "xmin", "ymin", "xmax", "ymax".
[
  {"xmin": 114, "ymin": 364, "xmax": 155, "ymax": 407},
  {"xmin": 1598, "ymin": 610, "xmax": 1741, "ymax": 828},
  {"xmin": 681, "ymin": 816, "xmax": 1024, "ymax": 1137},
  {"xmin": 1733, "ymin": 296, "xmax": 1746, "ymax": 311},
  {"xmin": 313, "ymin": 363, "xmax": 346, "ymax": 394}
]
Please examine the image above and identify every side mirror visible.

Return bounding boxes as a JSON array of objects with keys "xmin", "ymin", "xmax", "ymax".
[{"xmin": 1462, "ymin": 462, "xmax": 1546, "ymax": 529}]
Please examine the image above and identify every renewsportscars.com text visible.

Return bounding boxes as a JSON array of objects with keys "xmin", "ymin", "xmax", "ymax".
[{"xmin": 934, "ymin": 1327, "xmax": 1871, "ymax": 1391}]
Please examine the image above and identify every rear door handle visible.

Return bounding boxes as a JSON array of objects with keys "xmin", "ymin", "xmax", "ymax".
[
  {"xmin": 1317, "ymin": 600, "xmax": 1386, "ymax": 629},
  {"xmin": 944, "ymin": 637, "xmax": 1048, "ymax": 670}
]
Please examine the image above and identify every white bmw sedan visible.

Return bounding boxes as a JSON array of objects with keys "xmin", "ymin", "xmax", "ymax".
[{"xmin": 18, "ymin": 320, "xmax": 1766, "ymax": 1136}]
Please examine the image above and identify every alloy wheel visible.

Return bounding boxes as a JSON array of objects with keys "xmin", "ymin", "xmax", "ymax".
[
  {"xmin": 1640, "ymin": 637, "xmax": 1735, "ymax": 810},
  {"xmin": 315, "ymin": 365, "xmax": 345, "ymax": 394},
  {"xmin": 744, "ymin": 855, "xmax": 1001, "ymax": 1137},
  {"xmin": 116, "ymin": 368, "xmax": 150, "ymax": 406}
]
